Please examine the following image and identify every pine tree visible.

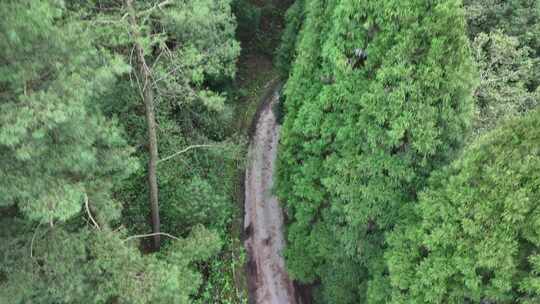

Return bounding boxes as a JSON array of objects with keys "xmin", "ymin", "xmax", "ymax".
[
  {"xmin": 77, "ymin": 0, "xmax": 241, "ymax": 248},
  {"xmin": 0, "ymin": 0, "xmax": 136, "ymax": 225},
  {"xmin": 125, "ymin": 0, "xmax": 162, "ymax": 251},
  {"xmin": 0, "ymin": 1, "xmax": 230, "ymax": 302}
]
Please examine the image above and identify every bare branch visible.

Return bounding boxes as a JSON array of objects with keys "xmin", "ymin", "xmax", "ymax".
[
  {"xmin": 84, "ymin": 193, "xmax": 101, "ymax": 230},
  {"xmin": 138, "ymin": 0, "xmax": 173, "ymax": 16},
  {"xmin": 30, "ymin": 222, "xmax": 42, "ymax": 259},
  {"xmin": 150, "ymin": 49, "xmax": 165, "ymax": 71},
  {"xmin": 123, "ymin": 232, "xmax": 180, "ymax": 242},
  {"xmin": 158, "ymin": 144, "xmax": 217, "ymax": 164},
  {"xmin": 150, "ymin": 64, "xmax": 182, "ymax": 87}
]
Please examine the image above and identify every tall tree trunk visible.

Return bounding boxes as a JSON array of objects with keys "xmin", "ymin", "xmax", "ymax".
[{"xmin": 126, "ymin": 0, "xmax": 161, "ymax": 251}]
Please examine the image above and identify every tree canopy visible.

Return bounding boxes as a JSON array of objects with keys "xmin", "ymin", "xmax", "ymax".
[
  {"xmin": 276, "ymin": 0, "xmax": 475, "ymax": 302},
  {"xmin": 387, "ymin": 109, "xmax": 540, "ymax": 303},
  {"xmin": 0, "ymin": 0, "xmax": 243, "ymax": 302},
  {"xmin": 2, "ymin": 0, "xmax": 540, "ymax": 302},
  {"xmin": 0, "ymin": 0, "xmax": 136, "ymax": 225}
]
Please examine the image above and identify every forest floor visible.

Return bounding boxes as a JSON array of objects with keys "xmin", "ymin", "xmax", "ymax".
[
  {"xmin": 229, "ymin": 32, "xmax": 278, "ymax": 304},
  {"xmin": 229, "ymin": 0, "xmax": 295, "ymax": 302},
  {"xmin": 244, "ymin": 84, "xmax": 297, "ymax": 304}
]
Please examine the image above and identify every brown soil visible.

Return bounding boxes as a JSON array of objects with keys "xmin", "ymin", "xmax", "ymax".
[{"xmin": 244, "ymin": 84, "xmax": 297, "ymax": 304}]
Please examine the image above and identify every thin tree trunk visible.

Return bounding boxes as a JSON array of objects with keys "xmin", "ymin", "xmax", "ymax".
[{"xmin": 126, "ymin": 0, "xmax": 161, "ymax": 251}]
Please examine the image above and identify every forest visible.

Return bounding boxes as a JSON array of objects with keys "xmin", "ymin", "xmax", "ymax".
[{"xmin": 0, "ymin": 0, "xmax": 539, "ymax": 303}]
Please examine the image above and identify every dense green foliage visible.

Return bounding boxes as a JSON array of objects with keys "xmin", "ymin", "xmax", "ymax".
[
  {"xmin": 465, "ymin": 0, "xmax": 540, "ymax": 133},
  {"xmin": 382, "ymin": 3, "xmax": 540, "ymax": 301},
  {"xmin": 0, "ymin": 222, "xmax": 221, "ymax": 303},
  {"xmin": 89, "ymin": 0, "xmax": 243, "ymax": 240},
  {"xmin": 276, "ymin": 0, "xmax": 540, "ymax": 302},
  {"xmin": 277, "ymin": 0, "xmax": 475, "ymax": 302},
  {"xmin": 471, "ymin": 31, "xmax": 539, "ymax": 133},
  {"xmin": 465, "ymin": 0, "xmax": 540, "ymax": 55},
  {"xmin": 275, "ymin": 0, "xmax": 305, "ymax": 77},
  {"xmin": 0, "ymin": 0, "xmax": 246, "ymax": 303},
  {"xmin": 0, "ymin": 0, "xmax": 135, "ymax": 225},
  {"xmin": 387, "ymin": 110, "xmax": 540, "ymax": 303},
  {"xmin": 3, "ymin": 0, "xmax": 540, "ymax": 302},
  {"xmin": 233, "ymin": 0, "xmax": 292, "ymax": 57}
]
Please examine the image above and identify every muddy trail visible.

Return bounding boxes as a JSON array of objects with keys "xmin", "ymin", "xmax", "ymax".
[{"xmin": 244, "ymin": 84, "xmax": 297, "ymax": 304}]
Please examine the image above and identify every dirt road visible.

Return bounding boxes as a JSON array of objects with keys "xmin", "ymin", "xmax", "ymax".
[{"xmin": 244, "ymin": 85, "xmax": 297, "ymax": 304}]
